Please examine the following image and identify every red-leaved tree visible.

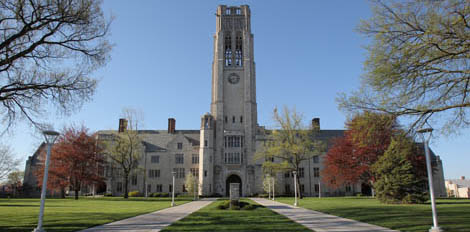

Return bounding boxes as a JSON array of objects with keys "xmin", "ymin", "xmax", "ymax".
[
  {"xmin": 35, "ymin": 126, "xmax": 104, "ymax": 199},
  {"xmin": 322, "ymin": 135, "xmax": 359, "ymax": 189},
  {"xmin": 322, "ymin": 112, "xmax": 399, "ymax": 193}
]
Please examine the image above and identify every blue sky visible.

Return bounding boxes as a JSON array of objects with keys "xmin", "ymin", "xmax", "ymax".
[{"xmin": 6, "ymin": 0, "xmax": 469, "ymax": 179}]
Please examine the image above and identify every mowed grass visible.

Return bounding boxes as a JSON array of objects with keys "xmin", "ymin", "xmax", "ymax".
[
  {"xmin": 161, "ymin": 199, "xmax": 311, "ymax": 232},
  {"xmin": 276, "ymin": 197, "xmax": 470, "ymax": 232},
  {"xmin": 0, "ymin": 197, "xmax": 191, "ymax": 232}
]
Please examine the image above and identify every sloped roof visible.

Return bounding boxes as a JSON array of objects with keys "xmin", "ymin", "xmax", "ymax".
[
  {"xmin": 97, "ymin": 130, "xmax": 201, "ymax": 152},
  {"xmin": 447, "ymin": 179, "xmax": 470, "ymax": 188}
]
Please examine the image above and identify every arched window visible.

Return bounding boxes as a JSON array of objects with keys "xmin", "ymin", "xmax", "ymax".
[
  {"xmin": 225, "ymin": 34, "xmax": 232, "ymax": 66},
  {"xmin": 235, "ymin": 32, "xmax": 243, "ymax": 66}
]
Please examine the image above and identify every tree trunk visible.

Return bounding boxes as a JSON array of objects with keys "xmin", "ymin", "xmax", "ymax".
[
  {"xmin": 75, "ymin": 189, "xmax": 79, "ymax": 200},
  {"xmin": 124, "ymin": 174, "xmax": 129, "ymax": 199},
  {"xmin": 60, "ymin": 187, "xmax": 65, "ymax": 198}
]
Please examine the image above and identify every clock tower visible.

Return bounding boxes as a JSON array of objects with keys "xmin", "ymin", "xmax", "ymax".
[{"xmin": 199, "ymin": 5, "xmax": 258, "ymax": 196}]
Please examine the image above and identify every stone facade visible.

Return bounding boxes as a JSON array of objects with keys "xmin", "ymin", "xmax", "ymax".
[
  {"xmin": 23, "ymin": 5, "xmax": 447, "ymax": 198},
  {"xmin": 446, "ymin": 177, "xmax": 470, "ymax": 198}
]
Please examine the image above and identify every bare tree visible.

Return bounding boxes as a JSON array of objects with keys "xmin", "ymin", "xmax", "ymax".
[
  {"xmin": 0, "ymin": 0, "xmax": 112, "ymax": 131},
  {"xmin": 0, "ymin": 144, "xmax": 20, "ymax": 181}
]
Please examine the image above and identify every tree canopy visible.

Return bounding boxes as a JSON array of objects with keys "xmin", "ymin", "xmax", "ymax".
[
  {"xmin": 0, "ymin": 0, "xmax": 112, "ymax": 131},
  {"xmin": 104, "ymin": 109, "xmax": 143, "ymax": 198},
  {"xmin": 322, "ymin": 112, "xmax": 399, "ymax": 190},
  {"xmin": 256, "ymin": 106, "xmax": 324, "ymax": 198},
  {"xmin": 0, "ymin": 144, "xmax": 19, "ymax": 181},
  {"xmin": 372, "ymin": 134, "xmax": 428, "ymax": 203},
  {"xmin": 35, "ymin": 125, "xmax": 104, "ymax": 199},
  {"xmin": 338, "ymin": 0, "xmax": 470, "ymax": 133}
]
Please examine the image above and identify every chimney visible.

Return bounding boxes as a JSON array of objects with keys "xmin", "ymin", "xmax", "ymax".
[
  {"xmin": 118, "ymin": 118, "xmax": 128, "ymax": 133},
  {"xmin": 168, "ymin": 118, "xmax": 176, "ymax": 134},
  {"xmin": 312, "ymin": 118, "xmax": 320, "ymax": 131},
  {"xmin": 461, "ymin": 176, "xmax": 466, "ymax": 180}
]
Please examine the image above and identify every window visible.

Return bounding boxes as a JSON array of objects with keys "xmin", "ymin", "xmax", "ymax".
[
  {"xmin": 131, "ymin": 175, "xmax": 137, "ymax": 186},
  {"xmin": 191, "ymin": 168, "xmax": 199, "ymax": 177},
  {"xmin": 299, "ymin": 168, "xmax": 305, "ymax": 178},
  {"xmin": 148, "ymin": 169, "xmax": 160, "ymax": 178},
  {"xmin": 315, "ymin": 184, "xmax": 319, "ymax": 193},
  {"xmin": 147, "ymin": 184, "xmax": 151, "ymax": 193},
  {"xmin": 236, "ymin": 8, "xmax": 241, "ymax": 15},
  {"xmin": 156, "ymin": 184, "xmax": 163, "ymax": 192},
  {"xmin": 313, "ymin": 168, "xmax": 320, "ymax": 178},
  {"xmin": 224, "ymin": 34, "xmax": 232, "ymax": 66},
  {"xmin": 313, "ymin": 156, "xmax": 319, "ymax": 164},
  {"xmin": 204, "ymin": 170, "xmax": 207, "ymax": 177},
  {"xmin": 240, "ymin": 116, "xmax": 243, "ymax": 123},
  {"xmin": 235, "ymin": 32, "xmax": 243, "ymax": 66},
  {"xmin": 175, "ymin": 154, "xmax": 184, "ymax": 164},
  {"xmin": 224, "ymin": 152, "xmax": 241, "ymax": 164},
  {"xmin": 204, "ymin": 140, "xmax": 208, "ymax": 147},
  {"xmin": 192, "ymin": 154, "xmax": 199, "ymax": 164},
  {"xmin": 225, "ymin": 136, "xmax": 242, "ymax": 148},
  {"xmin": 117, "ymin": 182, "xmax": 123, "ymax": 192},
  {"xmin": 285, "ymin": 184, "xmax": 291, "ymax": 194},
  {"xmin": 284, "ymin": 172, "xmax": 290, "ymax": 178},
  {"xmin": 300, "ymin": 184, "xmax": 305, "ymax": 193},
  {"xmin": 173, "ymin": 168, "xmax": 185, "ymax": 178},
  {"xmin": 225, "ymin": 8, "xmax": 230, "ymax": 15},
  {"xmin": 177, "ymin": 143, "xmax": 183, "ymax": 150},
  {"xmin": 232, "ymin": 116, "xmax": 235, "ymax": 123},
  {"xmin": 151, "ymin": 155, "xmax": 160, "ymax": 163}
]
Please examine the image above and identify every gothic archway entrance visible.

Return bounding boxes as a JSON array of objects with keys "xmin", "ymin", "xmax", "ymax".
[{"xmin": 226, "ymin": 174, "xmax": 242, "ymax": 197}]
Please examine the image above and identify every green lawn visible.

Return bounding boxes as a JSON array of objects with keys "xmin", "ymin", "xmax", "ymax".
[
  {"xmin": 0, "ymin": 197, "xmax": 191, "ymax": 232},
  {"xmin": 161, "ymin": 199, "xmax": 311, "ymax": 232},
  {"xmin": 276, "ymin": 197, "xmax": 470, "ymax": 232}
]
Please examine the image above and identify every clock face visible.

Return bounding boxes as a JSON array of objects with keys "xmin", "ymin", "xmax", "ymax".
[{"xmin": 228, "ymin": 73, "xmax": 240, "ymax": 84}]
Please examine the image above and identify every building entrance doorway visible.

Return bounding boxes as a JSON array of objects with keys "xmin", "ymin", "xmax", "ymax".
[{"xmin": 226, "ymin": 174, "xmax": 242, "ymax": 197}]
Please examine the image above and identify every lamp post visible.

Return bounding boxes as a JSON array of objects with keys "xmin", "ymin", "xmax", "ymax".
[
  {"xmin": 193, "ymin": 179, "xmax": 197, "ymax": 201},
  {"xmin": 417, "ymin": 127, "xmax": 442, "ymax": 232},
  {"xmin": 171, "ymin": 171, "xmax": 176, "ymax": 207},
  {"xmin": 293, "ymin": 171, "xmax": 298, "ymax": 206},
  {"xmin": 33, "ymin": 130, "xmax": 60, "ymax": 232},
  {"xmin": 318, "ymin": 180, "xmax": 321, "ymax": 198},
  {"xmin": 267, "ymin": 174, "xmax": 271, "ymax": 199},
  {"xmin": 272, "ymin": 176, "xmax": 275, "ymax": 201}
]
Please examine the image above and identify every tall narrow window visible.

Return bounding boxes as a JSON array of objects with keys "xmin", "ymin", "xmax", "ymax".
[
  {"xmin": 225, "ymin": 34, "xmax": 232, "ymax": 66},
  {"xmin": 235, "ymin": 32, "xmax": 243, "ymax": 66}
]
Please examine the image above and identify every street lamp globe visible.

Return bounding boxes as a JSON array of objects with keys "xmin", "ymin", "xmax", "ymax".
[{"xmin": 42, "ymin": 130, "xmax": 60, "ymax": 144}]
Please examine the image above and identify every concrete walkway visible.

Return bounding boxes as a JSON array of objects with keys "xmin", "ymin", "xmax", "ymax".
[
  {"xmin": 80, "ymin": 198, "xmax": 216, "ymax": 232},
  {"xmin": 251, "ymin": 198, "xmax": 398, "ymax": 232}
]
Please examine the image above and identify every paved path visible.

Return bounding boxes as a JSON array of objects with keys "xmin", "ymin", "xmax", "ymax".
[
  {"xmin": 251, "ymin": 198, "xmax": 398, "ymax": 232},
  {"xmin": 80, "ymin": 198, "xmax": 216, "ymax": 232}
]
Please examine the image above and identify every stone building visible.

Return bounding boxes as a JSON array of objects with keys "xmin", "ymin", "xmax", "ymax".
[
  {"xmin": 446, "ymin": 176, "xmax": 470, "ymax": 198},
  {"xmin": 24, "ymin": 5, "xmax": 447, "ymax": 198}
]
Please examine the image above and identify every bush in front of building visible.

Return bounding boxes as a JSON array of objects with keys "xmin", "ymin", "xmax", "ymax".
[
  {"xmin": 128, "ymin": 191, "xmax": 142, "ymax": 197},
  {"xmin": 216, "ymin": 200, "xmax": 257, "ymax": 210}
]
